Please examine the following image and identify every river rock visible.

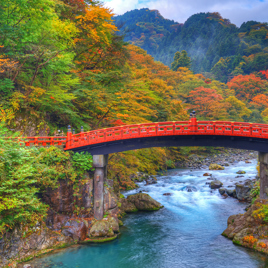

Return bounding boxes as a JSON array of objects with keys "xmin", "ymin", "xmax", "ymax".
[
  {"xmin": 127, "ymin": 193, "xmax": 163, "ymax": 211},
  {"xmin": 209, "ymin": 164, "xmax": 225, "ymax": 170},
  {"xmin": 145, "ymin": 176, "xmax": 157, "ymax": 185},
  {"xmin": 207, "ymin": 175, "xmax": 217, "ymax": 180},
  {"xmin": 184, "ymin": 186, "xmax": 197, "ymax": 192},
  {"xmin": 89, "ymin": 217, "xmax": 119, "ymax": 238},
  {"xmin": 120, "ymin": 198, "xmax": 138, "ymax": 213},
  {"xmin": 245, "ymin": 160, "xmax": 252, "ymax": 164},
  {"xmin": 222, "ymin": 199, "xmax": 268, "ymax": 255},
  {"xmin": 235, "ymin": 179, "xmax": 253, "ymax": 201},
  {"xmin": 163, "ymin": 193, "xmax": 172, "ymax": 196},
  {"xmin": 203, "ymin": 173, "xmax": 211, "ymax": 176},
  {"xmin": 62, "ymin": 219, "xmax": 88, "ymax": 241},
  {"xmin": 222, "ymin": 193, "xmax": 228, "ymax": 199},
  {"xmin": 0, "ymin": 225, "xmax": 72, "ymax": 267},
  {"xmin": 236, "ymin": 170, "xmax": 246, "ymax": 174},
  {"xmin": 130, "ymin": 172, "xmax": 149, "ymax": 182},
  {"xmin": 210, "ymin": 180, "xmax": 223, "ymax": 189},
  {"xmin": 219, "ymin": 188, "xmax": 226, "ymax": 195},
  {"xmin": 226, "ymin": 189, "xmax": 237, "ymax": 198}
]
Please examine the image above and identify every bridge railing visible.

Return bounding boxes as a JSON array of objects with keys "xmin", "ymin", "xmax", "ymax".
[
  {"xmin": 6, "ymin": 136, "xmax": 67, "ymax": 147},
  {"xmin": 65, "ymin": 119, "xmax": 268, "ymax": 150},
  {"xmin": 13, "ymin": 119, "xmax": 268, "ymax": 150}
]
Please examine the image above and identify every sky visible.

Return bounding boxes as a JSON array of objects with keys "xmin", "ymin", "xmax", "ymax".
[{"xmin": 102, "ymin": 0, "xmax": 268, "ymax": 26}]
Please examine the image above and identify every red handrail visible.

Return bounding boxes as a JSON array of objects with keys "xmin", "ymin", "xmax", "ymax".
[
  {"xmin": 10, "ymin": 119, "xmax": 268, "ymax": 150},
  {"xmin": 64, "ymin": 119, "xmax": 268, "ymax": 150}
]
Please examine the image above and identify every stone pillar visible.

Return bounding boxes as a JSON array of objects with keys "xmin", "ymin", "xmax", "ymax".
[
  {"xmin": 93, "ymin": 155, "xmax": 108, "ymax": 220},
  {"xmin": 259, "ymin": 152, "xmax": 268, "ymax": 199}
]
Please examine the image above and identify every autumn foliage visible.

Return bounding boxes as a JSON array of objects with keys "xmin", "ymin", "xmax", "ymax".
[
  {"xmin": 1, "ymin": 1, "xmax": 268, "ymax": 193},
  {"xmin": 227, "ymin": 74, "xmax": 268, "ymax": 102}
]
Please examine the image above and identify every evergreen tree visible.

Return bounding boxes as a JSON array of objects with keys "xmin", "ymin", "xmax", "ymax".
[{"xmin": 171, "ymin": 50, "xmax": 191, "ymax": 71}]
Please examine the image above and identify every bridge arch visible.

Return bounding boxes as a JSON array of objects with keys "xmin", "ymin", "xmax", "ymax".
[
  {"xmin": 19, "ymin": 117, "xmax": 268, "ymax": 220},
  {"xmin": 65, "ymin": 118, "xmax": 268, "ymax": 154}
]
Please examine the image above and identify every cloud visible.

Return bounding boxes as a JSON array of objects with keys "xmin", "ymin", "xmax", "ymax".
[
  {"xmin": 103, "ymin": 0, "xmax": 140, "ymax": 15},
  {"xmin": 102, "ymin": 0, "xmax": 268, "ymax": 26}
]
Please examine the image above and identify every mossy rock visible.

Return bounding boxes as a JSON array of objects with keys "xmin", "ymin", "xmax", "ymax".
[
  {"xmin": 233, "ymin": 240, "xmax": 242, "ymax": 246},
  {"xmin": 81, "ymin": 235, "xmax": 118, "ymax": 244},
  {"xmin": 236, "ymin": 170, "xmax": 246, "ymax": 174},
  {"xmin": 209, "ymin": 164, "xmax": 225, "ymax": 170},
  {"xmin": 127, "ymin": 193, "xmax": 164, "ymax": 211},
  {"xmin": 89, "ymin": 217, "xmax": 119, "ymax": 238},
  {"xmin": 210, "ymin": 180, "xmax": 223, "ymax": 189},
  {"xmin": 221, "ymin": 232, "xmax": 228, "ymax": 238}
]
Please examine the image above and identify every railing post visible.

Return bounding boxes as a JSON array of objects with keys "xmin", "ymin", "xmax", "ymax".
[
  {"xmin": 66, "ymin": 125, "xmax": 72, "ymax": 149},
  {"xmin": 189, "ymin": 112, "xmax": 193, "ymax": 132},
  {"xmin": 191, "ymin": 111, "xmax": 197, "ymax": 132},
  {"xmin": 80, "ymin": 126, "xmax": 84, "ymax": 146}
]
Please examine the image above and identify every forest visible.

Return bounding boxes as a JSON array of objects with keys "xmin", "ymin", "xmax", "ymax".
[
  {"xmin": 115, "ymin": 9, "xmax": 268, "ymax": 81},
  {"xmin": 0, "ymin": 0, "xmax": 268, "ymax": 237}
]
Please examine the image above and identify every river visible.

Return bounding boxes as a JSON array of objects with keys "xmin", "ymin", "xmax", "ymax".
[{"xmin": 27, "ymin": 159, "xmax": 268, "ymax": 268}]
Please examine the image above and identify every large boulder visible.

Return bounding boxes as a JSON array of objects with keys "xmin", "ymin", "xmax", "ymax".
[
  {"xmin": 210, "ymin": 180, "xmax": 223, "ymax": 189},
  {"xmin": 209, "ymin": 164, "xmax": 225, "ymax": 170},
  {"xmin": 89, "ymin": 217, "xmax": 119, "ymax": 238},
  {"xmin": 120, "ymin": 198, "xmax": 138, "ymax": 213},
  {"xmin": 226, "ymin": 189, "xmax": 237, "ymax": 198},
  {"xmin": 62, "ymin": 219, "xmax": 88, "ymax": 241},
  {"xmin": 219, "ymin": 188, "xmax": 226, "ymax": 195},
  {"xmin": 235, "ymin": 179, "xmax": 253, "ymax": 201},
  {"xmin": 222, "ymin": 199, "xmax": 268, "ymax": 254},
  {"xmin": 120, "ymin": 193, "xmax": 164, "ymax": 214},
  {"xmin": 127, "ymin": 193, "xmax": 163, "ymax": 211}
]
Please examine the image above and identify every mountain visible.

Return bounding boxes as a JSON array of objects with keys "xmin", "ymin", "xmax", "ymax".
[
  {"xmin": 114, "ymin": 8, "xmax": 182, "ymax": 55},
  {"xmin": 114, "ymin": 9, "xmax": 268, "ymax": 81}
]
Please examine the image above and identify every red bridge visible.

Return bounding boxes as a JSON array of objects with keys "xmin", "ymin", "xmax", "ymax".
[
  {"xmin": 16, "ymin": 113, "xmax": 268, "ymax": 219},
  {"xmin": 22, "ymin": 116, "xmax": 268, "ymax": 154}
]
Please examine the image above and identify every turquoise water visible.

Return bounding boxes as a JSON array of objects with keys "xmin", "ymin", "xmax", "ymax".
[{"xmin": 28, "ymin": 160, "xmax": 268, "ymax": 268}]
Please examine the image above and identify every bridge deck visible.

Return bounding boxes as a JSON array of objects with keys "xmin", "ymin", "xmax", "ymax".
[{"xmin": 15, "ymin": 119, "xmax": 268, "ymax": 154}]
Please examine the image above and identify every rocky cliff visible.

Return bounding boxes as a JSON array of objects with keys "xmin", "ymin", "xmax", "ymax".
[
  {"xmin": 0, "ymin": 172, "xmax": 163, "ymax": 267},
  {"xmin": 222, "ymin": 199, "xmax": 268, "ymax": 254}
]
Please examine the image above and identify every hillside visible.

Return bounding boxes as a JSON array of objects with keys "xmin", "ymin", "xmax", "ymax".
[
  {"xmin": 114, "ymin": 10, "xmax": 268, "ymax": 81},
  {"xmin": 114, "ymin": 8, "xmax": 182, "ymax": 55}
]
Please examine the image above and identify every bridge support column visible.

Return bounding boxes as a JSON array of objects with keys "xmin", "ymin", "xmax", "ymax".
[
  {"xmin": 93, "ymin": 154, "xmax": 108, "ymax": 220},
  {"xmin": 259, "ymin": 152, "xmax": 268, "ymax": 199}
]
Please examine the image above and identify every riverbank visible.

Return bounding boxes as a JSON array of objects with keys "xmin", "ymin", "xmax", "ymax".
[
  {"xmin": 0, "ymin": 149, "xmax": 261, "ymax": 267},
  {"xmin": 174, "ymin": 149, "xmax": 258, "ymax": 170},
  {"xmin": 24, "ymin": 157, "xmax": 268, "ymax": 268},
  {"xmin": 223, "ymin": 198, "xmax": 268, "ymax": 255}
]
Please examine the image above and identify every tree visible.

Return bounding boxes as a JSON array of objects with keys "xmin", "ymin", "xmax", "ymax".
[
  {"xmin": 227, "ymin": 74, "xmax": 268, "ymax": 102},
  {"xmin": 250, "ymin": 94, "xmax": 268, "ymax": 111},
  {"xmin": 171, "ymin": 50, "xmax": 191, "ymax": 71},
  {"xmin": 225, "ymin": 96, "xmax": 252, "ymax": 121},
  {"xmin": 187, "ymin": 87, "xmax": 226, "ymax": 119}
]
